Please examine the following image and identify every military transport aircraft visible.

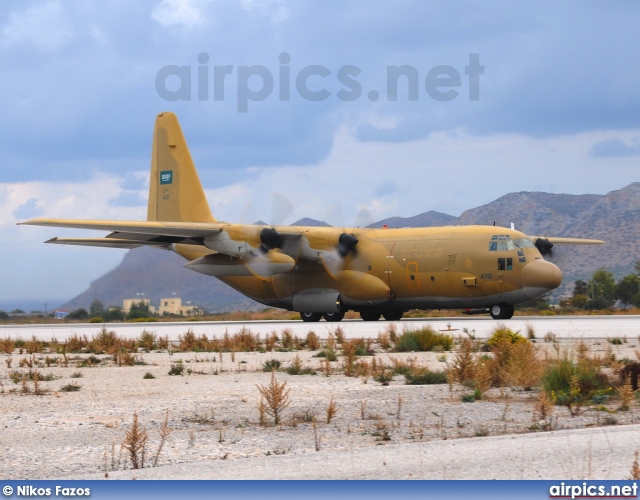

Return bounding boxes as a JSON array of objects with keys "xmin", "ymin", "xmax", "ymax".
[{"xmin": 19, "ymin": 112, "xmax": 605, "ymax": 321}]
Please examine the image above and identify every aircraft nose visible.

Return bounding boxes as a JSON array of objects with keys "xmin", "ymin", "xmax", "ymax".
[{"xmin": 521, "ymin": 259, "xmax": 562, "ymax": 299}]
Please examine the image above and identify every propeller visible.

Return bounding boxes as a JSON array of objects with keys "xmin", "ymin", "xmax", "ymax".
[
  {"xmin": 317, "ymin": 202, "xmax": 373, "ymax": 278},
  {"xmin": 320, "ymin": 232, "xmax": 358, "ymax": 279},
  {"xmin": 243, "ymin": 192, "xmax": 297, "ymax": 279}
]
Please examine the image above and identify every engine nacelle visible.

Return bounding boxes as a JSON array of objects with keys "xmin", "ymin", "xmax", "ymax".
[{"xmin": 203, "ymin": 228, "xmax": 258, "ymax": 257}]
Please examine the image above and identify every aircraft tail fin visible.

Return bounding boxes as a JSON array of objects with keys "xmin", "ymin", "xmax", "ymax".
[{"xmin": 147, "ymin": 112, "xmax": 216, "ymax": 223}]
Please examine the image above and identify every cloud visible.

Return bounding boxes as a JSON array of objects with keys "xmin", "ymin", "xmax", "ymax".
[
  {"xmin": 2, "ymin": 0, "xmax": 72, "ymax": 51},
  {"xmin": 151, "ymin": 0, "xmax": 210, "ymax": 27},
  {"xmin": 589, "ymin": 139, "xmax": 640, "ymax": 158},
  {"xmin": 241, "ymin": 0, "xmax": 289, "ymax": 24},
  {"xmin": 12, "ymin": 198, "xmax": 43, "ymax": 220}
]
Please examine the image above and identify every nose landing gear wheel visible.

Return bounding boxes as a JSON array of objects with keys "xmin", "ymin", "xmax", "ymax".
[
  {"xmin": 489, "ymin": 303, "xmax": 515, "ymax": 320},
  {"xmin": 300, "ymin": 311, "xmax": 322, "ymax": 322},
  {"xmin": 323, "ymin": 311, "xmax": 345, "ymax": 322}
]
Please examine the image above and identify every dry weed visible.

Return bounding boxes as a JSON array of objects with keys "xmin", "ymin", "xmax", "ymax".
[
  {"xmin": 630, "ymin": 451, "xmax": 640, "ymax": 480},
  {"xmin": 618, "ymin": 375, "xmax": 636, "ymax": 411},
  {"xmin": 256, "ymin": 372, "xmax": 291, "ymax": 425},
  {"xmin": 123, "ymin": 411, "xmax": 148, "ymax": 469},
  {"xmin": 153, "ymin": 409, "xmax": 171, "ymax": 467},
  {"xmin": 326, "ymin": 396, "xmax": 338, "ymax": 423}
]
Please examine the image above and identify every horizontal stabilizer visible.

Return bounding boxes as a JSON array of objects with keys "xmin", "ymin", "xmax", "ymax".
[{"xmin": 44, "ymin": 237, "xmax": 169, "ymax": 249}]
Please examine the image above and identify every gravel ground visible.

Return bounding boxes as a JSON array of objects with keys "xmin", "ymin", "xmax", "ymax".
[{"xmin": 1, "ymin": 338, "xmax": 639, "ymax": 480}]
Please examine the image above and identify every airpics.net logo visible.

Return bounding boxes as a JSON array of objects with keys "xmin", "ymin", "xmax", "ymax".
[{"xmin": 155, "ymin": 52, "xmax": 483, "ymax": 112}]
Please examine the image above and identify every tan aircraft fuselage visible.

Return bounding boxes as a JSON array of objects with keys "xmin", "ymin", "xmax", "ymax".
[{"xmin": 173, "ymin": 223, "xmax": 561, "ymax": 316}]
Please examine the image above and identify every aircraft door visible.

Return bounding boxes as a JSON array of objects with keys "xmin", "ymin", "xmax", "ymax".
[
  {"xmin": 406, "ymin": 261, "xmax": 420, "ymax": 290},
  {"xmin": 384, "ymin": 242, "xmax": 396, "ymax": 289}
]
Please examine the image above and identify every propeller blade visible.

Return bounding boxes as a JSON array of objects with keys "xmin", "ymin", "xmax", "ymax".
[
  {"xmin": 319, "ymin": 232, "xmax": 359, "ymax": 279},
  {"xmin": 271, "ymin": 192, "xmax": 294, "ymax": 226},
  {"xmin": 320, "ymin": 248, "xmax": 344, "ymax": 280}
]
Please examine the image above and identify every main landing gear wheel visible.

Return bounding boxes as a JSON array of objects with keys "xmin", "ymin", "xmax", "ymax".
[
  {"xmin": 300, "ymin": 311, "xmax": 322, "ymax": 322},
  {"xmin": 489, "ymin": 303, "xmax": 515, "ymax": 320},
  {"xmin": 323, "ymin": 311, "xmax": 345, "ymax": 322},
  {"xmin": 360, "ymin": 310, "xmax": 381, "ymax": 321},
  {"xmin": 382, "ymin": 311, "xmax": 404, "ymax": 321}
]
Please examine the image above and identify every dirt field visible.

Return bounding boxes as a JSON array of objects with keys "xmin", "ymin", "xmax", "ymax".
[{"xmin": 1, "ymin": 333, "xmax": 639, "ymax": 480}]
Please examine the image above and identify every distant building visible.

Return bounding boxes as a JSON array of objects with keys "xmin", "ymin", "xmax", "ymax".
[
  {"xmin": 121, "ymin": 297, "xmax": 200, "ymax": 316},
  {"xmin": 54, "ymin": 310, "xmax": 69, "ymax": 319},
  {"xmin": 122, "ymin": 298, "xmax": 156, "ymax": 315},
  {"xmin": 158, "ymin": 297, "xmax": 201, "ymax": 316}
]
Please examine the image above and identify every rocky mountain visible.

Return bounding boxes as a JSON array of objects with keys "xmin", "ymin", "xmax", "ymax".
[
  {"xmin": 59, "ymin": 183, "xmax": 640, "ymax": 312},
  {"xmin": 368, "ymin": 210, "xmax": 457, "ymax": 228}
]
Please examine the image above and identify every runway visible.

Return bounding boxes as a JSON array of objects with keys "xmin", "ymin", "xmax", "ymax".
[{"xmin": 1, "ymin": 315, "xmax": 639, "ymax": 341}]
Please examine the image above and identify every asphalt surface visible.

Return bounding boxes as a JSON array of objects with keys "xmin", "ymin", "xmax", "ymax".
[{"xmin": 3, "ymin": 315, "xmax": 640, "ymax": 341}]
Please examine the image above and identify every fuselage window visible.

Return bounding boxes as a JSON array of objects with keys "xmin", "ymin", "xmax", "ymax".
[{"xmin": 498, "ymin": 257, "xmax": 513, "ymax": 271}]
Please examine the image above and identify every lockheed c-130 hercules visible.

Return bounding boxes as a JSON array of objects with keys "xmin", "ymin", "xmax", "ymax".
[{"xmin": 20, "ymin": 112, "xmax": 605, "ymax": 322}]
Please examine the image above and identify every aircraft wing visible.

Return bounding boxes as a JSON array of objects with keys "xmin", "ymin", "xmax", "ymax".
[
  {"xmin": 18, "ymin": 218, "xmax": 223, "ymax": 238},
  {"xmin": 530, "ymin": 236, "xmax": 605, "ymax": 245}
]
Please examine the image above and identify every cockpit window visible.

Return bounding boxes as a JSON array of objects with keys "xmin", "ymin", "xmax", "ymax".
[
  {"xmin": 489, "ymin": 235, "xmax": 516, "ymax": 251},
  {"xmin": 513, "ymin": 238, "xmax": 535, "ymax": 248}
]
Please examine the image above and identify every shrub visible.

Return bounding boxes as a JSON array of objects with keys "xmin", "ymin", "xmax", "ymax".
[
  {"xmin": 394, "ymin": 326, "xmax": 453, "ymax": 352},
  {"xmin": 285, "ymin": 355, "xmax": 315, "ymax": 375},
  {"xmin": 542, "ymin": 357, "xmax": 609, "ymax": 412},
  {"xmin": 92, "ymin": 326, "xmax": 119, "ymax": 353},
  {"xmin": 405, "ymin": 369, "xmax": 448, "ymax": 385},
  {"xmin": 491, "ymin": 338, "xmax": 543, "ymax": 389},
  {"xmin": 262, "ymin": 358, "xmax": 282, "ymax": 372},
  {"xmin": 305, "ymin": 331, "xmax": 320, "ymax": 351},
  {"xmin": 138, "ymin": 330, "xmax": 157, "ymax": 351},
  {"xmin": 60, "ymin": 382, "xmax": 82, "ymax": 392},
  {"xmin": 486, "ymin": 326, "xmax": 527, "ymax": 348},
  {"xmin": 168, "ymin": 362, "xmax": 185, "ymax": 376},
  {"xmin": 313, "ymin": 349, "xmax": 337, "ymax": 361}
]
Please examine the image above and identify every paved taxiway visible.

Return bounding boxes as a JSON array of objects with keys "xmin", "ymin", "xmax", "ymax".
[{"xmin": 1, "ymin": 315, "xmax": 639, "ymax": 341}]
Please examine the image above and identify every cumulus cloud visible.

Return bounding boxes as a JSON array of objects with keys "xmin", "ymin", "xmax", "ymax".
[
  {"xmin": 1, "ymin": 175, "xmax": 145, "ymax": 229},
  {"xmin": 2, "ymin": 0, "xmax": 72, "ymax": 50},
  {"xmin": 590, "ymin": 139, "xmax": 640, "ymax": 158},
  {"xmin": 241, "ymin": 0, "xmax": 289, "ymax": 23},
  {"xmin": 151, "ymin": 0, "xmax": 210, "ymax": 27}
]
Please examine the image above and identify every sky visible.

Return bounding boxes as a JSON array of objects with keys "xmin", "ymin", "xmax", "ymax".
[{"xmin": 2, "ymin": 0, "xmax": 640, "ymax": 310}]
